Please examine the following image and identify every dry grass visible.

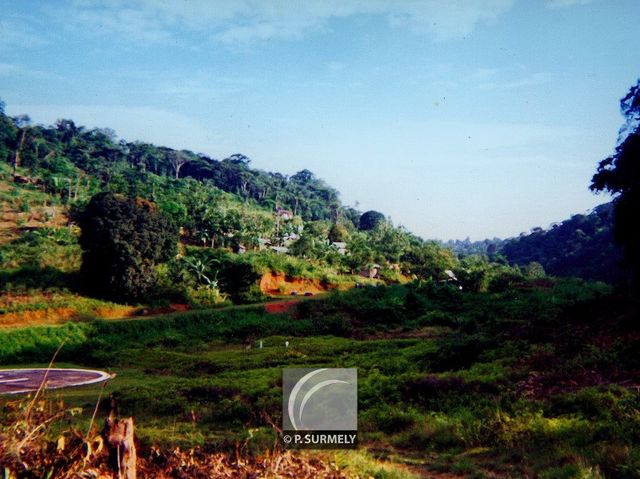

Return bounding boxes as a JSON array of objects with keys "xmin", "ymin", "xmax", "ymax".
[
  {"xmin": 0, "ymin": 396, "xmax": 354, "ymax": 479},
  {"xmin": 0, "ymin": 307, "xmax": 79, "ymax": 329},
  {"xmin": 0, "ymin": 180, "xmax": 69, "ymax": 246}
]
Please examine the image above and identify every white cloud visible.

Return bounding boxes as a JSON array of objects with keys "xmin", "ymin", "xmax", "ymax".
[
  {"xmin": 55, "ymin": 4, "xmax": 174, "ymax": 44},
  {"xmin": 468, "ymin": 67, "xmax": 502, "ymax": 82},
  {"xmin": 50, "ymin": 0, "xmax": 515, "ymax": 45},
  {"xmin": 466, "ymin": 66, "xmax": 553, "ymax": 90},
  {"xmin": 386, "ymin": 0, "xmax": 514, "ymax": 42}
]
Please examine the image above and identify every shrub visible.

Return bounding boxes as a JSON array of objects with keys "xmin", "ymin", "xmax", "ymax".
[
  {"xmin": 77, "ymin": 192, "xmax": 178, "ymax": 301},
  {"xmin": 187, "ymin": 286, "xmax": 229, "ymax": 308}
]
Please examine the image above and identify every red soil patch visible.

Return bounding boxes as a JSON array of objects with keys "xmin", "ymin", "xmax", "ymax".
[
  {"xmin": 259, "ymin": 272, "xmax": 328, "ymax": 296},
  {"xmin": 93, "ymin": 305, "xmax": 139, "ymax": 318},
  {"xmin": 264, "ymin": 300, "xmax": 299, "ymax": 314},
  {"xmin": 171, "ymin": 303, "xmax": 190, "ymax": 312}
]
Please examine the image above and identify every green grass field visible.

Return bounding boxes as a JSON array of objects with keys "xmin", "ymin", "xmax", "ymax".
[{"xmin": 1, "ymin": 280, "xmax": 638, "ymax": 477}]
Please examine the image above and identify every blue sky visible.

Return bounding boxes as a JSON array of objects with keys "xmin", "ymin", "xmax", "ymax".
[{"xmin": 1, "ymin": 0, "xmax": 638, "ymax": 240}]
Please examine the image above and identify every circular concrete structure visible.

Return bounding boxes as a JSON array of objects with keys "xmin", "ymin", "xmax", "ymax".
[{"xmin": 0, "ymin": 368, "xmax": 112, "ymax": 395}]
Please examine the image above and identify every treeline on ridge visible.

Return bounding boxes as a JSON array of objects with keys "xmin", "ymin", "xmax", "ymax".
[
  {"xmin": 444, "ymin": 203, "xmax": 627, "ymax": 285},
  {"xmin": 0, "ymin": 104, "xmax": 354, "ymax": 223}
]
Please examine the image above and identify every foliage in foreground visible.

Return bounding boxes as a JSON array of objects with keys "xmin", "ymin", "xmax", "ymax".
[{"xmin": 0, "ymin": 396, "xmax": 375, "ymax": 479}]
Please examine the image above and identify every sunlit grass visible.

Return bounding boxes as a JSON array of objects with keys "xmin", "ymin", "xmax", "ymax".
[{"xmin": 0, "ymin": 278, "xmax": 636, "ymax": 476}]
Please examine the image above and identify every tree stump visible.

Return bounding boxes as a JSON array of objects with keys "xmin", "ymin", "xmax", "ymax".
[{"xmin": 104, "ymin": 415, "xmax": 137, "ymax": 479}]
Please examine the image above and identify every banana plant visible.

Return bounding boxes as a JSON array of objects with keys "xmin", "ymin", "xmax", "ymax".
[{"xmin": 182, "ymin": 256, "xmax": 219, "ymax": 290}]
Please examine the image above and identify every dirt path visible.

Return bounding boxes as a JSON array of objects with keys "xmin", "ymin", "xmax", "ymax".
[{"xmin": 0, "ymin": 295, "xmax": 323, "ymax": 331}]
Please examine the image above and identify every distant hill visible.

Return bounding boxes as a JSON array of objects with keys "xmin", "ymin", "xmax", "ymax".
[
  {"xmin": 442, "ymin": 237, "xmax": 506, "ymax": 258},
  {"xmin": 500, "ymin": 203, "xmax": 627, "ymax": 284},
  {"xmin": 444, "ymin": 203, "xmax": 628, "ymax": 284}
]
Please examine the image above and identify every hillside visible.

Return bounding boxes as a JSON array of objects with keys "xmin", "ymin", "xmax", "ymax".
[
  {"xmin": 2, "ymin": 103, "xmax": 640, "ymax": 478},
  {"xmin": 4, "ymin": 102, "xmax": 632, "ymax": 298},
  {"xmin": 0, "ymin": 104, "xmax": 494, "ymax": 308},
  {"xmin": 500, "ymin": 203, "xmax": 628, "ymax": 284},
  {"xmin": 443, "ymin": 203, "xmax": 628, "ymax": 285},
  {"xmin": 0, "ymin": 107, "xmax": 350, "ymax": 222},
  {"xmin": 0, "ymin": 102, "xmax": 628, "ymax": 329}
]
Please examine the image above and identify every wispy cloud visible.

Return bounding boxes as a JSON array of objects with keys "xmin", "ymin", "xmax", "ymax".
[
  {"xmin": 51, "ymin": 3, "xmax": 174, "ymax": 44},
  {"xmin": 0, "ymin": 19, "xmax": 47, "ymax": 51},
  {"xmin": 386, "ymin": 0, "xmax": 514, "ymax": 42},
  {"xmin": 156, "ymin": 76, "xmax": 252, "ymax": 100},
  {"xmin": 0, "ymin": 62, "xmax": 22, "ymax": 76},
  {"xmin": 545, "ymin": 0, "xmax": 594, "ymax": 9},
  {"xmin": 467, "ymin": 66, "xmax": 552, "ymax": 90},
  {"xmin": 0, "ymin": 62, "xmax": 59, "ymax": 80},
  {"xmin": 44, "ymin": 0, "xmax": 515, "ymax": 46}
]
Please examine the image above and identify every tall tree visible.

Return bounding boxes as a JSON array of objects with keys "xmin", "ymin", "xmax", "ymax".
[
  {"xmin": 169, "ymin": 150, "xmax": 190, "ymax": 179},
  {"xmin": 11, "ymin": 115, "xmax": 31, "ymax": 175},
  {"xmin": 0, "ymin": 103, "xmax": 18, "ymax": 165},
  {"xmin": 591, "ymin": 79, "xmax": 640, "ymax": 283},
  {"xmin": 55, "ymin": 119, "xmax": 82, "ymax": 145},
  {"xmin": 359, "ymin": 210, "xmax": 385, "ymax": 231},
  {"xmin": 78, "ymin": 192, "xmax": 178, "ymax": 301}
]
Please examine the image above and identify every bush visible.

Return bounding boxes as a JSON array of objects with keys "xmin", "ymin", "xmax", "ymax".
[
  {"xmin": 77, "ymin": 192, "xmax": 178, "ymax": 301},
  {"xmin": 187, "ymin": 286, "xmax": 229, "ymax": 308},
  {"xmin": 311, "ymin": 312, "xmax": 353, "ymax": 336}
]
